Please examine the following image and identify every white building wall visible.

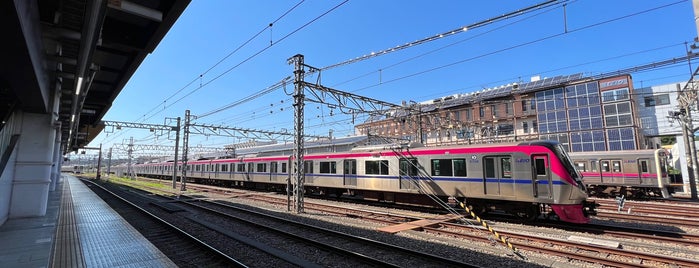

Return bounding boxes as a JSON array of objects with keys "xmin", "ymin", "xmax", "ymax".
[
  {"xmin": 635, "ymin": 82, "xmax": 695, "ymax": 193},
  {"xmin": 634, "ymin": 82, "xmax": 684, "ymax": 137}
]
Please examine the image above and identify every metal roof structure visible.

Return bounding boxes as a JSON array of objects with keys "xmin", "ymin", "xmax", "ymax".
[{"xmin": 1, "ymin": 0, "xmax": 190, "ymax": 152}]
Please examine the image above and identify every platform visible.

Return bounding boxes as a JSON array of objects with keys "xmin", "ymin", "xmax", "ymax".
[{"xmin": 0, "ymin": 174, "xmax": 176, "ymax": 267}]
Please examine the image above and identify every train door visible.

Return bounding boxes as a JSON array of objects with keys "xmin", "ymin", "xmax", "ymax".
[
  {"xmin": 399, "ymin": 158, "xmax": 419, "ymax": 190},
  {"xmin": 343, "ymin": 159, "xmax": 357, "ymax": 186},
  {"xmin": 247, "ymin": 163, "xmax": 254, "ymax": 181},
  {"xmin": 637, "ymin": 158, "xmax": 650, "ymax": 185},
  {"xmin": 483, "ymin": 156, "xmax": 514, "ymax": 196},
  {"xmin": 270, "ymin": 162, "xmax": 278, "ymax": 182},
  {"xmin": 532, "ymin": 155, "xmax": 552, "ymax": 199},
  {"xmin": 208, "ymin": 161, "xmax": 213, "ymax": 179},
  {"xmin": 602, "ymin": 160, "xmax": 623, "ymax": 184}
]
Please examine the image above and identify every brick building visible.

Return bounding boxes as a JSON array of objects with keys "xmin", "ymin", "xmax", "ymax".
[{"xmin": 355, "ymin": 73, "xmax": 644, "ymax": 153}]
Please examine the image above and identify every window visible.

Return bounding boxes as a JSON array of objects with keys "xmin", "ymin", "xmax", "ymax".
[
  {"xmin": 270, "ymin": 162, "xmax": 278, "ymax": 173},
  {"xmin": 607, "ymin": 127, "xmax": 636, "ymax": 151},
  {"xmin": 431, "ymin": 159, "xmax": 453, "ymax": 176},
  {"xmin": 506, "ymin": 102, "xmax": 513, "ymax": 115},
  {"xmin": 644, "ymin": 94, "xmax": 670, "ymax": 107},
  {"xmin": 604, "ymin": 102, "xmax": 633, "ymax": 127},
  {"xmin": 590, "ymin": 160, "xmax": 598, "ymax": 172},
  {"xmin": 453, "ymin": 159, "xmax": 467, "ymax": 176},
  {"xmin": 304, "ymin": 161, "xmax": 314, "ymax": 174},
  {"xmin": 365, "ymin": 160, "xmax": 389, "ymax": 175},
  {"xmin": 491, "ymin": 104, "xmax": 497, "ymax": 117},
  {"xmin": 522, "ymin": 121, "xmax": 529, "ymax": 133},
  {"xmin": 237, "ymin": 163, "xmax": 245, "ymax": 172},
  {"xmin": 601, "ymin": 88, "xmax": 629, "ymax": 102},
  {"xmin": 640, "ymin": 160, "xmax": 649, "ymax": 173},
  {"xmin": 575, "ymin": 161, "xmax": 587, "ymax": 172},
  {"xmin": 479, "ymin": 107, "xmax": 485, "ymax": 117},
  {"xmin": 319, "ymin": 161, "xmax": 337, "ymax": 174},
  {"xmin": 521, "ymin": 100, "xmax": 528, "ymax": 112},
  {"xmin": 612, "ymin": 160, "xmax": 622, "ymax": 172},
  {"xmin": 281, "ymin": 162, "xmax": 287, "ymax": 173},
  {"xmin": 501, "ymin": 157, "xmax": 512, "ymax": 178},
  {"xmin": 485, "ymin": 158, "xmax": 496, "ymax": 177},
  {"xmin": 601, "ymin": 160, "xmax": 610, "ymax": 172},
  {"xmin": 256, "ymin": 163, "xmax": 267, "ymax": 172},
  {"xmin": 431, "ymin": 158, "xmax": 467, "ymax": 176},
  {"xmin": 221, "ymin": 164, "xmax": 228, "ymax": 172},
  {"xmin": 399, "ymin": 158, "xmax": 419, "ymax": 176}
]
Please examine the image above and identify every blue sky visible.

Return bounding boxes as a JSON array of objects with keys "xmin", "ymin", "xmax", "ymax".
[{"xmin": 81, "ymin": 0, "xmax": 698, "ymax": 159}]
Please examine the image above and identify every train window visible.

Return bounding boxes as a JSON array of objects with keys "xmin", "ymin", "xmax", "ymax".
[
  {"xmin": 270, "ymin": 162, "xmax": 278, "ymax": 173},
  {"xmin": 304, "ymin": 161, "xmax": 314, "ymax": 174},
  {"xmin": 485, "ymin": 158, "xmax": 496, "ymax": 177},
  {"xmin": 281, "ymin": 162, "xmax": 287, "ymax": 173},
  {"xmin": 534, "ymin": 158, "xmax": 546, "ymax": 175},
  {"xmin": 453, "ymin": 159, "xmax": 467, "ymax": 176},
  {"xmin": 319, "ymin": 161, "xmax": 337, "ymax": 174},
  {"xmin": 590, "ymin": 160, "xmax": 598, "ymax": 172},
  {"xmin": 399, "ymin": 158, "xmax": 418, "ymax": 176},
  {"xmin": 257, "ymin": 163, "xmax": 267, "ymax": 172},
  {"xmin": 365, "ymin": 160, "xmax": 389, "ymax": 175},
  {"xmin": 431, "ymin": 159, "xmax": 453, "ymax": 176},
  {"xmin": 501, "ymin": 157, "xmax": 512, "ymax": 178},
  {"xmin": 221, "ymin": 164, "xmax": 228, "ymax": 172},
  {"xmin": 574, "ymin": 161, "xmax": 587, "ymax": 172},
  {"xmin": 237, "ymin": 163, "xmax": 245, "ymax": 172},
  {"xmin": 248, "ymin": 163, "xmax": 254, "ymax": 173},
  {"xmin": 612, "ymin": 160, "xmax": 621, "ymax": 172},
  {"xmin": 640, "ymin": 160, "xmax": 649, "ymax": 173}
]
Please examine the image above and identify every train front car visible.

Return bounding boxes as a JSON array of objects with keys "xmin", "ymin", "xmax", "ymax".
[{"xmin": 531, "ymin": 141, "xmax": 597, "ymax": 223}]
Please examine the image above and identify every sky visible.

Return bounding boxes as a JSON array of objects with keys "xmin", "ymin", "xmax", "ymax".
[{"xmin": 78, "ymin": 0, "xmax": 699, "ymax": 159}]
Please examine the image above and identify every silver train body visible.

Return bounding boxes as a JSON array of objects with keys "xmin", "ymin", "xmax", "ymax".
[
  {"xmin": 124, "ymin": 140, "xmax": 596, "ymax": 223},
  {"xmin": 569, "ymin": 148, "xmax": 672, "ymax": 198}
]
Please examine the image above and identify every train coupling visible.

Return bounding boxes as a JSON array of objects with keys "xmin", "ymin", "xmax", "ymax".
[{"xmin": 582, "ymin": 200, "xmax": 599, "ymax": 217}]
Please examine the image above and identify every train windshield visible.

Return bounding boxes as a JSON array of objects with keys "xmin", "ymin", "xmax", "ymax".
[{"xmin": 553, "ymin": 144, "xmax": 585, "ymax": 190}]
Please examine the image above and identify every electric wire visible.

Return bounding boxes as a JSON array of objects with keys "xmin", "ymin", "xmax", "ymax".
[{"xmin": 347, "ymin": 0, "xmax": 688, "ymax": 95}]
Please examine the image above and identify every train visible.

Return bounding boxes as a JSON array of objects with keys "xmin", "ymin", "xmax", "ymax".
[
  {"xmin": 569, "ymin": 148, "xmax": 673, "ymax": 199},
  {"xmin": 123, "ymin": 140, "xmax": 597, "ymax": 224}
]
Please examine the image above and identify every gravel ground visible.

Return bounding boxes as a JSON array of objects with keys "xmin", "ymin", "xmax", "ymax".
[{"xmin": 108, "ymin": 178, "xmax": 699, "ymax": 267}]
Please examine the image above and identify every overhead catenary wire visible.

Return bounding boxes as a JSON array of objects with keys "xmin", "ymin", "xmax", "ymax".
[
  {"xmin": 99, "ymin": 0, "xmax": 340, "ymax": 146},
  {"xmin": 347, "ymin": 0, "xmax": 689, "ymax": 96}
]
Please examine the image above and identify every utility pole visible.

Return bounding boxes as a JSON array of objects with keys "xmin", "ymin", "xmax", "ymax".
[
  {"xmin": 96, "ymin": 143, "xmax": 102, "ymax": 180},
  {"xmin": 172, "ymin": 117, "xmax": 181, "ymax": 189},
  {"xmin": 290, "ymin": 54, "xmax": 306, "ymax": 213},
  {"xmin": 181, "ymin": 110, "xmax": 191, "ymax": 191},
  {"xmin": 106, "ymin": 147, "xmax": 112, "ymax": 180},
  {"xmin": 127, "ymin": 137, "xmax": 134, "ymax": 179}
]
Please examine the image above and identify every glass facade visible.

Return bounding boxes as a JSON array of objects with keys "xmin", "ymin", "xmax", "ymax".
[{"xmin": 533, "ymin": 79, "xmax": 636, "ymax": 152}]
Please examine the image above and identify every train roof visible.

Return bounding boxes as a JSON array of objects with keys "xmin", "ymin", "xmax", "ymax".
[{"xmin": 568, "ymin": 148, "xmax": 667, "ymax": 157}]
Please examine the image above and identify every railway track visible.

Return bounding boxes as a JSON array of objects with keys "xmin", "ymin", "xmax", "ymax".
[
  {"xmin": 108, "ymin": 177, "xmax": 699, "ymax": 267},
  {"xmin": 179, "ymin": 197, "xmax": 479, "ymax": 267},
  {"xmin": 90, "ymin": 178, "xmax": 487, "ymax": 267},
  {"xmin": 235, "ymin": 190, "xmax": 699, "ymax": 267},
  {"xmin": 80, "ymin": 179, "xmax": 246, "ymax": 267}
]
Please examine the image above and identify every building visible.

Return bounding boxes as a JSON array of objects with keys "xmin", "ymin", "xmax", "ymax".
[
  {"xmin": 355, "ymin": 75, "xmax": 699, "ymax": 194},
  {"xmin": 356, "ymin": 73, "xmax": 642, "ymax": 152}
]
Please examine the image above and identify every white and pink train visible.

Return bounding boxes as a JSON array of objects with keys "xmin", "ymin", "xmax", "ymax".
[{"xmin": 127, "ymin": 140, "xmax": 597, "ymax": 223}]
